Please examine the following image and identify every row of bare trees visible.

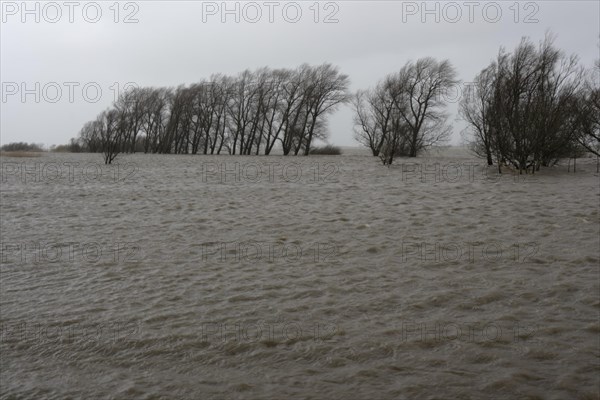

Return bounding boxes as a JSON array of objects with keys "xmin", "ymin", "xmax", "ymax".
[
  {"xmin": 353, "ymin": 35, "xmax": 599, "ymax": 170},
  {"xmin": 76, "ymin": 36, "xmax": 599, "ymax": 169},
  {"xmin": 77, "ymin": 64, "xmax": 350, "ymax": 163},
  {"xmin": 459, "ymin": 34, "xmax": 600, "ymax": 174},
  {"xmin": 353, "ymin": 58, "xmax": 458, "ymax": 165}
]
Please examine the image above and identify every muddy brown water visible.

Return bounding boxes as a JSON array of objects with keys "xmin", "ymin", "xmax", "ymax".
[{"xmin": 1, "ymin": 150, "xmax": 598, "ymax": 399}]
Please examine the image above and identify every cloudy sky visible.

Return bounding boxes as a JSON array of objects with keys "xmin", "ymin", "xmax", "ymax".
[{"xmin": 1, "ymin": 0, "xmax": 598, "ymax": 147}]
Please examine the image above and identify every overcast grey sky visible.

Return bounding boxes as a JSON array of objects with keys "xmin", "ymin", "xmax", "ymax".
[{"xmin": 1, "ymin": 0, "xmax": 598, "ymax": 147}]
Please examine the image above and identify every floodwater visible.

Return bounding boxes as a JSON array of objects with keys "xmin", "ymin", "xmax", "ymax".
[{"xmin": 1, "ymin": 149, "xmax": 599, "ymax": 399}]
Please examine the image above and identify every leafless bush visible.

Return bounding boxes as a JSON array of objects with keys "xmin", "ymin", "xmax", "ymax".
[{"xmin": 309, "ymin": 145, "xmax": 342, "ymax": 155}]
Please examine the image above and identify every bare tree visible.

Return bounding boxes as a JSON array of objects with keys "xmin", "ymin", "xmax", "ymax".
[
  {"xmin": 200, "ymin": 74, "xmax": 233, "ymax": 155},
  {"xmin": 227, "ymin": 70, "xmax": 260, "ymax": 155},
  {"xmin": 141, "ymin": 87, "xmax": 170, "ymax": 153},
  {"xmin": 301, "ymin": 63, "xmax": 350, "ymax": 155},
  {"xmin": 530, "ymin": 35, "xmax": 583, "ymax": 169},
  {"xmin": 78, "ymin": 120, "xmax": 102, "ymax": 152},
  {"xmin": 260, "ymin": 69, "xmax": 290, "ymax": 155},
  {"xmin": 353, "ymin": 78, "xmax": 401, "ymax": 157},
  {"xmin": 390, "ymin": 58, "xmax": 458, "ymax": 157},
  {"xmin": 114, "ymin": 87, "xmax": 146, "ymax": 153},
  {"xmin": 281, "ymin": 64, "xmax": 312, "ymax": 156},
  {"xmin": 459, "ymin": 64, "xmax": 496, "ymax": 165},
  {"xmin": 352, "ymin": 90, "xmax": 380, "ymax": 155},
  {"xmin": 161, "ymin": 85, "xmax": 192, "ymax": 154},
  {"xmin": 378, "ymin": 108, "xmax": 410, "ymax": 166},
  {"xmin": 472, "ymin": 34, "xmax": 585, "ymax": 173},
  {"xmin": 574, "ymin": 64, "xmax": 600, "ymax": 158},
  {"xmin": 97, "ymin": 109, "xmax": 124, "ymax": 164},
  {"xmin": 354, "ymin": 59, "xmax": 456, "ymax": 162}
]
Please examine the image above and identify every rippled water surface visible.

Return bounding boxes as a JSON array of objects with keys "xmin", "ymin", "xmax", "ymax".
[{"xmin": 1, "ymin": 150, "xmax": 599, "ymax": 399}]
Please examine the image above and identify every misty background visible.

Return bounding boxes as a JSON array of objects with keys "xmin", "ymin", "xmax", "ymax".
[{"xmin": 1, "ymin": 0, "xmax": 598, "ymax": 147}]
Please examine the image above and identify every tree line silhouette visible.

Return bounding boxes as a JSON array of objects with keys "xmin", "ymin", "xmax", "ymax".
[
  {"xmin": 77, "ymin": 64, "xmax": 350, "ymax": 164},
  {"xmin": 63, "ymin": 33, "xmax": 598, "ymax": 170}
]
